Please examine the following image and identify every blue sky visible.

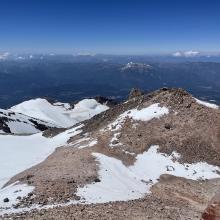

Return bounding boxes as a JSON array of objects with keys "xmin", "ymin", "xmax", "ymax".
[{"xmin": 0, "ymin": 0, "xmax": 220, "ymax": 54}]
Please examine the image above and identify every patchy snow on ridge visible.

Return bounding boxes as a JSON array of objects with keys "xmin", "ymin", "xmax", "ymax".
[
  {"xmin": 10, "ymin": 98, "xmax": 109, "ymax": 128},
  {"xmin": 108, "ymin": 103, "xmax": 169, "ymax": 131},
  {"xmin": 0, "ymin": 124, "xmax": 83, "ymax": 189},
  {"xmin": 77, "ymin": 145, "xmax": 220, "ymax": 203},
  {"xmin": 195, "ymin": 98, "xmax": 219, "ymax": 109}
]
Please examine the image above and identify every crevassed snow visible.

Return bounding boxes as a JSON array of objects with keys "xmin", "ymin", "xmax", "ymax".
[
  {"xmin": 195, "ymin": 98, "xmax": 219, "ymax": 109},
  {"xmin": 10, "ymin": 98, "xmax": 109, "ymax": 128},
  {"xmin": 108, "ymin": 103, "xmax": 169, "ymax": 131},
  {"xmin": 0, "ymin": 124, "xmax": 83, "ymax": 189},
  {"xmin": 77, "ymin": 145, "xmax": 220, "ymax": 203}
]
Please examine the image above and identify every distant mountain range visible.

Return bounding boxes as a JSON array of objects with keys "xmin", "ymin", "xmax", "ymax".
[
  {"xmin": 0, "ymin": 57, "xmax": 220, "ymax": 108},
  {"xmin": 1, "ymin": 52, "xmax": 220, "ymax": 62}
]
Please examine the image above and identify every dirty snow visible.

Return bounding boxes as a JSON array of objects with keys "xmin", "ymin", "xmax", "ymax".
[
  {"xmin": 77, "ymin": 145, "xmax": 220, "ymax": 203},
  {"xmin": 109, "ymin": 132, "xmax": 122, "ymax": 147},
  {"xmin": 195, "ymin": 98, "xmax": 219, "ymax": 109},
  {"xmin": 77, "ymin": 139, "xmax": 98, "ymax": 149},
  {"xmin": 0, "ymin": 182, "xmax": 34, "ymax": 209},
  {"xmin": 70, "ymin": 135, "xmax": 97, "ymax": 149},
  {"xmin": 10, "ymin": 98, "xmax": 109, "ymax": 128}
]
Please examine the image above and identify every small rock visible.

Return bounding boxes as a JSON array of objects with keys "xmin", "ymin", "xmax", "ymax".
[
  {"xmin": 111, "ymin": 140, "xmax": 119, "ymax": 145},
  {"xmin": 94, "ymin": 178, "xmax": 101, "ymax": 183},
  {"xmin": 27, "ymin": 192, "xmax": 33, "ymax": 197},
  {"xmin": 128, "ymin": 88, "xmax": 144, "ymax": 99},
  {"xmin": 164, "ymin": 123, "xmax": 172, "ymax": 130},
  {"xmin": 3, "ymin": 198, "xmax": 9, "ymax": 203}
]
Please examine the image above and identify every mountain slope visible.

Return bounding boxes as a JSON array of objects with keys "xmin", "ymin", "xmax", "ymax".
[
  {"xmin": 0, "ymin": 109, "xmax": 55, "ymax": 134},
  {"xmin": 0, "ymin": 97, "xmax": 110, "ymax": 134},
  {"xmin": 10, "ymin": 98, "xmax": 109, "ymax": 128},
  {"xmin": 1, "ymin": 88, "xmax": 220, "ymax": 219}
]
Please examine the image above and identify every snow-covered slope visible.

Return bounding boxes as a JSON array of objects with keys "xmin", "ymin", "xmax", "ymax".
[
  {"xmin": 0, "ymin": 109, "xmax": 55, "ymax": 134},
  {"xmin": 0, "ymin": 124, "xmax": 83, "ymax": 189},
  {"xmin": 10, "ymin": 98, "xmax": 109, "ymax": 128},
  {"xmin": 0, "ymin": 125, "xmax": 83, "ymax": 213}
]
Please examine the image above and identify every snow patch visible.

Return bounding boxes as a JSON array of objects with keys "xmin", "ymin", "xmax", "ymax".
[
  {"xmin": 195, "ymin": 98, "xmax": 219, "ymax": 109},
  {"xmin": 108, "ymin": 103, "xmax": 169, "ymax": 131},
  {"xmin": 77, "ymin": 145, "xmax": 220, "ymax": 203},
  {"xmin": 109, "ymin": 132, "xmax": 122, "ymax": 147},
  {"xmin": 77, "ymin": 139, "xmax": 98, "ymax": 149}
]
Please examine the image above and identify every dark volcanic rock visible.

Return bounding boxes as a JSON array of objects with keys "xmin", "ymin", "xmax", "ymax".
[
  {"xmin": 3, "ymin": 197, "xmax": 9, "ymax": 203},
  {"xmin": 128, "ymin": 88, "xmax": 144, "ymax": 100},
  {"xmin": 94, "ymin": 96, "xmax": 117, "ymax": 107}
]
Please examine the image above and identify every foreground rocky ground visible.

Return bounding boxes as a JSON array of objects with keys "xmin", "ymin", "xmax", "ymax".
[
  {"xmin": 1, "ymin": 88, "xmax": 220, "ymax": 219},
  {"xmin": 4, "ymin": 177, "xmax": 220, "ymax": 220}
]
